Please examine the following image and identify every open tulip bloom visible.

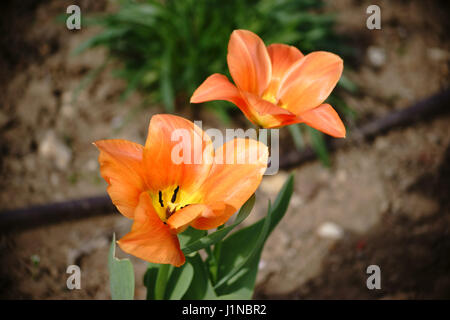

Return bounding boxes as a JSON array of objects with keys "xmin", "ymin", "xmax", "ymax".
[
  {"xmin": 95, "ymin": 114, "xmax": 268, "ymax": 267},
  {"xmin": 191, "ymin": 29, "xmax": 346, "ymax": 138}
]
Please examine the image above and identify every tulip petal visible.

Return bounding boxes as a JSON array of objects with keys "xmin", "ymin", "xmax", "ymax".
[
  {"xmin": 190, "ymin": 74, "xmax": 243, "ymax": 105},
  {"xmin": 267, "ymin": 43, "xmax": 304, "ymax": 80},
  {"xmin": 278, "ymin": 51, "xmax": 343, "ymax": 114},
  {"xmin": 94, "ymin": 139, "xmax": 146, "ymax": 219},
  {"xmin": 193, "ymin": 138, "xmax": 268, "ymax": 229},
  {"xmin": 241, "ymin": 91, "xmax": 298, "ymax": 128},
  {"xmin": 118, "ymin": 192, "xmax": 185, "ymax": 267},
  {"xmin": 190, "ymin": 202, "xmax": 234, "ymax": 230},
  {"xmin": 143, "ymin": 114, "xmax": 214, "ymax": 194},
  {"xmin": 299, "ymin": 104, "xmax": 346, "ymax": 138},
  {"xmin": 243, "ymin": 91, "xmax": 293, "ymax": 117},
  {"xmin": 190, "ymin": 73, "xmax": 254, "ymax": 120},
  {"xmin": 227, "ymin": 29, "xmax": 272, "ymax": 96},
  {"xmin": 167, "ymin": 203, "xmax": 209, "ymax": 233}
]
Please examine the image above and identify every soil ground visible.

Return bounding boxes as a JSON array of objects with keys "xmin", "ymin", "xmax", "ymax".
[{"xmin": 0, "ymin": 0, "xmax": 449, "ymax": 299}]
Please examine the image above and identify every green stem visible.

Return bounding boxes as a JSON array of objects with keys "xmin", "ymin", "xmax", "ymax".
[
  {"xmin": 209, "ymin": 224, "xmax": 225, "ymax": 284},
  {"xmin": 154, "ymin": 264, "xmax": 170, "ymax": 300},
  {"xmin": 256, "ymin": 125, "xmax": 262, "ymax": 141}
]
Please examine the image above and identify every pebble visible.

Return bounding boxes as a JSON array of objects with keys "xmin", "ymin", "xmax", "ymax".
[
  {"xmin": 367, "ymin": 46, "xmax": 386, "ymax": 67},
  {"xmin": 38, "ymin": 130, "xmax": 72, "ymax": 170},
  {"xmin": 336, "ymin": 170, "xmax": 347, "ymax": 183},
  {"xmin": 258, "ymin": 260, "xmax": 267, "ymax": 270},
  {"xmin": 111, "ymin": 116, "xmax": 124, "ymax": 130},
  {"xmin": 60, "ymin": 104, "xmax": 76, "ymax": 119},
  {"xmin": 85, "ymin": 159, "xmax": 98, "ymax": 172},
  {"xmin": 427, "ymin": 47, "xmax": 448, "ymax": 62},
  {"xmin": 317, "ymin": 222, "xmax": 344, "ymax": 240},
  {"xmin": 290, "ymin": 194, "xmax": 303, "ymax": 207}
]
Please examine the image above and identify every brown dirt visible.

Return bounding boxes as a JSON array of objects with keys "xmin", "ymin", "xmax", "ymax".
[{"xmin": 0, "ymin": 0, "xmax": 449, "ymax": 299}]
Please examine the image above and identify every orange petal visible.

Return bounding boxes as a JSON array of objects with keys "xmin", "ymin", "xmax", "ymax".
[
  {"xmin": 278, "ymin": 51, "xmax": 343, "ymax": 114},
  {"xmin": 227, "ymin": 29, "xmax": 272, "ymax": 96},
  {"xmin": 193, "ymin": 138, "xmax": 268, "ymax": 229},
  {"xmin": 241, "ymin": 91, "xmax": 298, "ymax": 128},
  {"xmin": 167, "ymin": 204, "xmax": 209, "ymax": 233},
  {"xmin": 267, "ymin": 43, "xmax": 304, "ymax": 79},
  {"xmin": 117, "ymin": 193, "xmax": 185, "ymax": 267},
  {"xmin": 299, "ymin": 104, "xmax": 346, "ymax": 138},
  {"xmin": 190, "ymin": 73, "xmax": 253, "ymax": 120},
  {"xmin": 190, "ymin": 202, "xmax": 236, "ymax": 230},
  {"xmin": 94, "ymin": 139, "xmax": 146, "ymax": 219},
  {"xmin": 265, "ymin": 44, "xmax": 304, "ymax": 96},
  {"xmin": 143, "ymin": 114, "xmax": 214, "ymax": 194},
  {"xmin": 190, "ymin": 74, "xmax": 242, "ymax": 105}
]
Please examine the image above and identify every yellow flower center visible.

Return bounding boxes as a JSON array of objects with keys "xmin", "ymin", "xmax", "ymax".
[
  {"xmin": 149, "ymin": 186, "xmax": 202, "ymax": 222},
  {"xmin": 261, "ymin": 79, "xmax": 289, "ymax": 110},
  {"xmin": 261, "ymin": 91, "xmax": 277, "ymax": 104}
]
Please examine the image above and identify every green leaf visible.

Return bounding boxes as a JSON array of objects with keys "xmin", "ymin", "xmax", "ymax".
[
  {"xmin": 214, "ymin": 200, "xmax": 272, "ymax": 295},
  {"xmin": 73, "ymin": 28, "xmax": 127, "ymax": 55},
  {"xmin": 338, "ymin": 74, "xmax": 358, "ymax": 93},
  {"xmin": 182, "ymin": 195, "xmax": 255, "ymax": 255},
  {"xmin": 165, "ymin": 262, "xmax": 194, "ymax": 300},
  {"xmin": 108, "ymin": 233, "xmax": 135, "ymax": 300},
  {"xmin": 182, "ymin": 253, "xmax": 218, "ymax": 300},
  {"xmin": 160, "ymin": 47, "xmax": 175, "ymax": 112},
  {"xmin": 179, "ymin": 227, "xmax": 207, "ymax": 250},
  {"xmin": 327, "ymin": 95, "xmax": 357, "ymax": 121},
  {"xmin": 143, "ymin": 263, "xmax": 160, "ymax": 300},
  {"xmin": 288, "ymin": 124, "xmax": 304, "ymax": 150},
  {"xmin": 214, "ymin": 174, "xmax": 294, "ymax": 299},
  {"xmin": 308, "ymin": 127, "xmax": 330, "ymax": 167}
]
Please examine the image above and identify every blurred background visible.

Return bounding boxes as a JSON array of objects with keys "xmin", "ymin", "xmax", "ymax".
[{"xmin": 0, "ymin": 0, "xmax": 449, "ymax": 299}]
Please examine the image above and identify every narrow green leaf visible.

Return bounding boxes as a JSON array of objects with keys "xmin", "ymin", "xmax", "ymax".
[
  {"xmin": 108, "ymin": 233, "xmax": 135, "ymax": 300},
  {"xmin": 214, "ymin": 200, "xmax": 272, "ymax": 292},
  {"xmin": 160, "ymin": 48, "xmax": 175, "ymax": 112},
  {"xmin": 182, "ymin": 253, "xmax": 217, "ymax": 300},
  {"xmin": 143, "ymin": 263, "xmax": 160, "ymax": 300},
  {"xmin": 165, "ymin": 262, "xmax": 194, "ymax": 300},
  {"xmin": 327, "ymin": 95, "xmax": 357, "ymax": 121},
  {"xmin": 178, "ymin": 227, "xmax": 207, "ymax": 250},
  {"xmin": 73, "ymin": 28, "xmax": 127, "ymax": 55},
  {"xmin": 214, "ymin": 174, "xmax": 294, "ymax": 298},
  {"xmin": 338, "ymin": 74, "xmax": 358, "ymax": 93},
  {"xmin": 308, "ymin": 127, "xmax": 330, "ymax": 167},
  {"xmin": 288, "ymin": 124, "xmax": 304, "ymax": 150},
  {"xmin": 182, "ymin": 195, "xmax": 255, "ymax": 255}
]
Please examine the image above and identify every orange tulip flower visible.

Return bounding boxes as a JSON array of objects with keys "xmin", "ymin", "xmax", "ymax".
[
  {"xmin": 94, "ymin": 114, "xmax": 268, "ymax": 266},
  {"xmin": 191, "ymin": 29, "xmax": 346, "ymax": 138}
]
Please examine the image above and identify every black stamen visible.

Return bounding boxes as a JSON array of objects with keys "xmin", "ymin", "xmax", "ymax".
[
  {"xmin": 158, "ymin": 191, "xmax": 164, "ymax": 207},
  {"xmin": 171, "ymin": 186, "xmax": 179, "ymax": 203},
  {"xmin": 166, "ymin": 207, "xmax": 175, "ymax": 220}
]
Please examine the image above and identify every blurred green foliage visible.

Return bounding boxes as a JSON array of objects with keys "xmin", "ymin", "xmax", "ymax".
[{"xmin": 78, "ymin": 0, "xmax": 355, "ymax": 165}]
